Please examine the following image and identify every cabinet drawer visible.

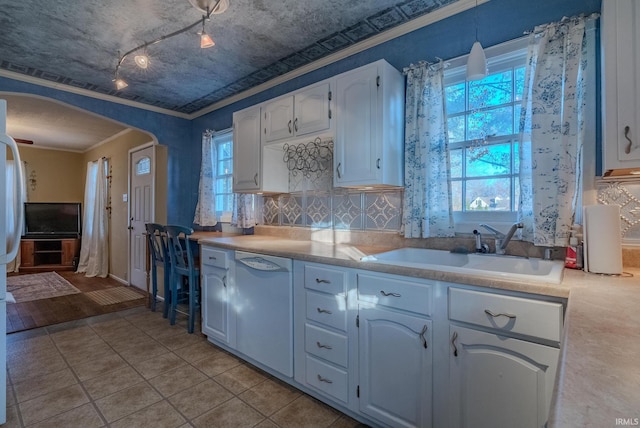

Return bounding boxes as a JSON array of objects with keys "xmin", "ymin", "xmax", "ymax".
[
  {"xmin": 305, "ymin": 355, "xmax": 348, "ymax": 404},
  {"xmin": 201, "ymin": 247, "xmax": 229, "ymax": 269},
  {"xmin": 305, "ymin": 323, "xmax": 348, "ymax": 368},
  {"xmin": 449, "ymin": 288, "xmax": 564, "ymax": 343},
  {"xmin": 306, "ymin": 291, "xmax": 347, "ymax": 331},
  {"xmin": 358, "ymin": 274, "xmax": 432, "ymax": 316},
  {"xmin": 304, "ymin": 265, "xmax": 346, "ymax": 295}
]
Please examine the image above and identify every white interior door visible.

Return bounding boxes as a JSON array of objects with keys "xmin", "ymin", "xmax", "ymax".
[{"xmin": 129, "ymin": 145, "xmax": 154, "ymax": 290}]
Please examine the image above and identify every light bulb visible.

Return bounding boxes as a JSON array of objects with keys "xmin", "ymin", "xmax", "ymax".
[
  {"xmin": 114, "ymin": 78, "xmax": 128, "ymax": 90},
  {"xmin": 134, "ymin": 55, "xmax": 149, "ymax": 69},
  {"xmin": 200, "ymin": 32, "xmax": 215, "ymax": 48}
]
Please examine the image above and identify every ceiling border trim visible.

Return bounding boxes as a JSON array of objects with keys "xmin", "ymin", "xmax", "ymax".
[
  {"xmin": 190, "ymin": 0, "xmax": 490, "ymax": 118},
  {"xmin": 0, "ymin": 69, "xmax": 191, "ymax": 119}
]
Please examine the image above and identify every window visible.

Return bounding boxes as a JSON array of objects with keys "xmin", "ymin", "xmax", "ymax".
[
  {"xmin": 213, "ymin": 131, "xmax": 234, "ymax": 217},
  {"xmin": 444, "ymin": 39, "xmax": 528, "ymax": 228}
]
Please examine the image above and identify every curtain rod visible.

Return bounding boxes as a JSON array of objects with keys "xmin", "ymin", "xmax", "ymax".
[{"xmin": 402, "ymin": 59, "xmax": 449, "ymax": 75}]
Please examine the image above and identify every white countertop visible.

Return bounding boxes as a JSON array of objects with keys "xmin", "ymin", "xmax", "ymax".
[{"xmin": 194, "ymin": 232, "xmax": 640, "ymax": 426}]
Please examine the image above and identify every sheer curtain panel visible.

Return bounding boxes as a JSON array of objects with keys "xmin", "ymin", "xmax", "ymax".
[
  {"xmin": 194, "ymin": 130, "xmax": 218, "ymax": 226},
  {"xmin": 6, "ymin": 160, "xmax": 26, "ymax": 272},
  {"xmin": 77, "ymin": 160, "xmax": 109, "ymax": 277},
  {"xmin": 402, "ymin": 61, "xmax": 455, "ymax": 238}
]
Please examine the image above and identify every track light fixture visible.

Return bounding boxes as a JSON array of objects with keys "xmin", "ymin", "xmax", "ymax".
[{"xmin": 113, "ymin": 0, "xmax": 227, "ymax": 90}]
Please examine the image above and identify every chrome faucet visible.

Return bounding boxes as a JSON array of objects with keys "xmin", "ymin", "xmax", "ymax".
[{"xmin": 479, "ymin": 222, "xmax": 524, "ymax": 255}]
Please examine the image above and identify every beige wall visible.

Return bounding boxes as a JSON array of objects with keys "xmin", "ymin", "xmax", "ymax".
[
  {"xmin": 83, "ymin": 130, "xmax": 157, "ymax": 282},
  {"xmin": 11, "ymin": 145, "xmax": 85, "ymax": 202}
]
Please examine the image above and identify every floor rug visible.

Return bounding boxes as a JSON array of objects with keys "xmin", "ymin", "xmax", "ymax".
[
  {"xmin": 7, "ymin": 272, "xmax": 82, "ymax": 303},
  {"xmin": 84, "ymin": 287, "xmax": 146, "ymax": 305}
]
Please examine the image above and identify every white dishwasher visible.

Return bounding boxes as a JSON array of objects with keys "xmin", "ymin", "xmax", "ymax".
[{"xmin": 234, "ymin": 251, "xmax": 293, "ymax": 378}]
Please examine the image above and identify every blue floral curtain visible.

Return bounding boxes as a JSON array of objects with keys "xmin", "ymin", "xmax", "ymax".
[
  {"xmin": 193, "ymin": 130, "xmax": 218, "ymax": 226},
  {"xmin": 402, "ymin": 61, "xmax": 455, "ymax": 238},
  {"xmin": 518, "ymin": 15, "xmax": 595, "ymax": 246},
  {"xmin": 231, "ymin": 194, "xmax": 261, "ymax": 228}
]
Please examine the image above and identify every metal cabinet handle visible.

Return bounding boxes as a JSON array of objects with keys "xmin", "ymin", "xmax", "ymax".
[
  {"xmin": 316, "ymin": 341, "xmax": 333, "ymax": 350},
  {"xmin": 315, "ymin": 278, "xmax": 331, "ymax": 284},
  {"xmin": 376, "ymin": 158, "xmax": 381, "ymax": 169},
  {"xmin": 317, "ymin": 374, "xmax": 333, "ymax": 384},
  {"xmin": 451, "ymin": 331, "xmax": 458, "ymax": 357},
  {"xmin": 380, "ymin": 290, "xmax": 401, "ymax": 297},
  {"xmin": 253, "ymin": 173, "xmax": 258, "ymax": 185},
  {"xmin": 222, "ymin": 275, "xmax": 227, "ymax": 288},
  {"xmin": 208, "ymin": 256, "xmax": 217, "ymax": 260},
  {"xmin": 419, "ymin": 325, "xmax": 428, "ymax": 349},
  {"xmin": 294, "ymin": 118, "xmax": 298, "ymax": 132},
  {"xmin": 484, "ymin": 309, "xmax": 516, "ymax": 319},
  {"xmin": 624, "ymin": 125, "xmax": 633, "ymax": 154},
  {"xmin": 288, "ymin": 119, "xmax": 292, "ymax": 134},
  {"xmin": 336, "ymin": 162, "xmax": 342, "ymax": 179},
  {"xmin": 316, "ymin": 307, "xmax": 332, "ymax": 314}
]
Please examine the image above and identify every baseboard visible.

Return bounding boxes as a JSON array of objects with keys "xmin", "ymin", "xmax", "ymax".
[{"xmin": 108, "ymin": 273, "xmax": 129, "ymax": 285}]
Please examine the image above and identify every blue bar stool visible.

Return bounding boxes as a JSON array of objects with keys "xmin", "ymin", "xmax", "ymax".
[
  {"xmin": 165, "ymin": 225, "xmax": 200, "ymax": 334},
  {"xmin": 145, "ymin": 223, "xmax": 171, "ymax": 318}
]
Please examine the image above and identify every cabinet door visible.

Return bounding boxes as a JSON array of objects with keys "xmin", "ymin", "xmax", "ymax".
[
  {"xmin": 602, "ymin": 0, "xmax": 640, "ymax": 169},
  {"xmin": 20, "ymin": 240, "xmax": 35, "ymax": 267},
  {"xmin": 233, "ymin": 106, "xmax": 262, "ymax": 191},
  {"xmin": 449, "ymin": 325, "xmax": 559, "ymax": 428},
  {"xmin": 359, "ymin": 306, "xmax": 432, "ymax": 428},
  {"xmin": 295, "ymin": 82, "xmax": 331, "ymax": 137},
  {"xmin": 61, "ymin": 240, "xmax": 78, "ymax": 266},
  {"xmin": 335, "ymin": 65, "xmax": 378, "ymax": 185},
  {"xmin": 263, "ymin": 97, "xmax": 294, "ymax": 143},
  {"xmin": 202, "ymin": 267, "xmax": 232, "ymax": 345}
]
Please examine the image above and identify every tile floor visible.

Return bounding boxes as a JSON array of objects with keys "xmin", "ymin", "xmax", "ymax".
[{"xmin": 5, "ymin": 307, "xmax": 366, "ymax": 427}]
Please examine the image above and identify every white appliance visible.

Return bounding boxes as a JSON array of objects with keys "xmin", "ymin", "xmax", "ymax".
[
  {"xmin": 0, "ymin": 99, "xmax": 26, "ymax": 424},
  {"xmin": 234, "ymin": 251, "xmax": 293, "ymax": 378}
]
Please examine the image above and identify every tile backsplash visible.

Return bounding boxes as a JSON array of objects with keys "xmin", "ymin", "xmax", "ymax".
[
  {"xmin": 597, "ymin": 179, "xmax": 640, "ymax": 244},
  {"xmin": 263, "ymin": 140, "xmax": 403, "ymax": 231}
]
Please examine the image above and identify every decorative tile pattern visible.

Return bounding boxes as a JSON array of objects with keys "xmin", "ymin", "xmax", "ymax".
[
  {"xmin": 597, "ymin": 180, "xmax": 640, "ymax": 243},
  {"xmin": 365, "ymin": 191, "xmax": 402, "ymax": 230},
  {"xmin": 306, "ymin": 194, "xmax": 331, "ymax": 228},
  {"xmin": 281, "ymin": 195, "xmax": 304, "ymax": 226},
  {"xmin": 334, "ymin": 193, "xmax": 364, "ymax": 230},
  {"xmin": 263, "ymin": 197, "xmax": 280, "ymax": 225}
]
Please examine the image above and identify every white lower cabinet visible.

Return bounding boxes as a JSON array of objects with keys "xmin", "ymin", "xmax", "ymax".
[
  {"xmin": 448, "ymin": 326, "xmax": 560, "ymax": 428},
  {"xmin": 201, "ymin": 247, "xmax": 235, "ymax": 346},
  {"xmin": 358, "ymin": 307, "xmax": 433, "ymax": 428}
]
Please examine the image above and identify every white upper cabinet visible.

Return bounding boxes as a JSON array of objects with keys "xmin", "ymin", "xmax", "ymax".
[
  {"xmin": 602, "ymin": 0, "xmax": 640, "ymax": 172},
  {"xmin": 233, "ymin": 105, "xmax": 262, "ymax": 192},
  {"xmin": 263, "ymin": 82, "xmax": 332, "ymax": 144},
  {"xmin": 334, "ymin": 59, "xmax": 404, "ymax": 187}
]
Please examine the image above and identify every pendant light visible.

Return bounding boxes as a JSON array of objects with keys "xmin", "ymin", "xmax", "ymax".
[{"xmin": 466, "ymin": 0, "xmax": 487, "ymax": 81}]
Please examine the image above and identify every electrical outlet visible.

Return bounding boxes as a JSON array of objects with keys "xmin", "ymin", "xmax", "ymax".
[{"xmin": 122, "ymin": 194, "xmax": 128, "ymax": 202}]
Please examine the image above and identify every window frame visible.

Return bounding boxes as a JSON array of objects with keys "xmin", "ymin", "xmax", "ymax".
[
  {"xmin": 444, "ymin": 37, "xmax": 529, "ymax": 234},
  {"xmin": 212, "ymin": 129, "xmax": 234, "ymax": 222}
]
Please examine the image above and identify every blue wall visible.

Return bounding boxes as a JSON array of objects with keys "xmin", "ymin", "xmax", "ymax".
[{"xmin": 2, "ymin": 0, "xmax": 601, "ymax": 225}]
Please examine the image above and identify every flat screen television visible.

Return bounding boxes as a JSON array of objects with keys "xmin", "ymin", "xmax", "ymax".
[{"xmin": 23, "ymin": 202, "xmax": 82, "ymax": 238}]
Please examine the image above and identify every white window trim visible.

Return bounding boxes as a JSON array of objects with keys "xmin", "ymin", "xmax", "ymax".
[
  {"xmin": 445, "ymin": 36, "xmax": 529, "ymax": 235},
  {"xmin": 213, "ymin": 128, "xmax": 233, "ymax": 222}
]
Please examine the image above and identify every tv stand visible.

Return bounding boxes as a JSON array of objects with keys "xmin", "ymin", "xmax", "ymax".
[{"xmin": 20, "ymin": 238, "xmax": 81, "ymax": 272}]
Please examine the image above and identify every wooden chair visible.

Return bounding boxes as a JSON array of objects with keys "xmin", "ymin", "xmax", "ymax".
[
  {"xmin": 164, "ymin": 225, "xmax": 200, "ymax": 333},
  {"xmin": 145, "ymin": 223, "xmax": 171, "ymax": 318}
]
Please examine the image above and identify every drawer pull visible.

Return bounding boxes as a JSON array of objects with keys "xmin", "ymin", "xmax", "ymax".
[
  {"xmin": 222, "ymin": 275, "xmax": 226, "ymax": 288},
  {"xmin": 316, "ymin": 341, "xmax": 333, "ymax": 350},
  {"xmin": 317, "ymin": 374, "xmax": 333, "ymax": 384},
  {"xmin": 484, "ymin": 309, "xmax": 517, "ymax": 319},
  {"xmin": 451, "ymin": 331, "xmax": 458, "ymax": 357},
  {"xmin": 315, "ymin": 278, "xmax": 331, "ymax": 284},
  {"xmin": 419, "ymin": 325, "xmax": 428, "ymax": 349},
  {"xmin": 208, "ymin": 256, "xmax": 217, "ymax": 260},
  {"xmin": 380, "ymin": 290, "xmax": 401, "ymax": 297},
  {"xmin": 317, "ymin": 307, "xmax": 333, "ymax": 314}
]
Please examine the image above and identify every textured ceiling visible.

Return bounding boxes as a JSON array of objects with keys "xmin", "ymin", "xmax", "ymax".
[{"xmin": 1, "ymin": 0, "xmax": 457, "ymax": 115}]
